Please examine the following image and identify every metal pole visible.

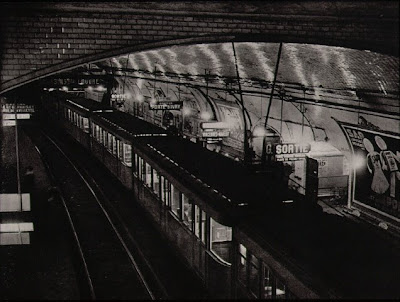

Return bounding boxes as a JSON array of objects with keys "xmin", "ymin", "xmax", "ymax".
[
  {"xmin": 261, "ymin": 42, "xmax": 283, "ymax": 165},
  {"xmin": 231, "ymin": 42, "xmax": 249, "ymax": 164},
  {"xmin": 14, "ymin": 97, "xmax": 22, "ymax": 208}
]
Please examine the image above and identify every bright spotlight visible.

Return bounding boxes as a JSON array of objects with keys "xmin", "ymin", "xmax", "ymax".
[
  {"xmin": 61, "ymin": 86, "xmax": 69, "ymax": 91},
  {"xmin": 352, "ymin": 154, "xmax": 365, "ymax": 170},
  {"xmin": 252, "ymin": 126, "xmax": 267, "ymax": 137},
  {"xmin": 182, "ymin": 107, "xmax": 192, "ymax": 116},
  {"xmin": 200, "ymin": 111, "xmax": 212, "ymax": 121}
]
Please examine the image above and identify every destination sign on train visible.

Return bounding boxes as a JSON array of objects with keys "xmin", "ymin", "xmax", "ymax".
[
  {"xmin": 149, "ymin": 101, "xmax": 183, "ymax": 110},
  {"xmin": 274, "ymin": 143, "xmax": 311, "ymax": 155}
]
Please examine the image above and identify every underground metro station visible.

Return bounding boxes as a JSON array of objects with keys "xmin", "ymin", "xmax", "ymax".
[{"xmin": 0, "ymin": 1, "xmax": 399, "ymax": 300}]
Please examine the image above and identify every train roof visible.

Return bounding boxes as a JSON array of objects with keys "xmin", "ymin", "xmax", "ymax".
[
  {"xmin": 130, "ymin": 135, "xmax": 292, "ymax": 223},
  {"xmin": 91, "ymin": 110, "xmax": 168, "ymax": 141},
  {"xmin": 136, "ymin": 135, "xmax": 289, "ymax": 205},
  {"xmin": 63, "ymin": 95, "xmax": 111, "ymax": 112}
]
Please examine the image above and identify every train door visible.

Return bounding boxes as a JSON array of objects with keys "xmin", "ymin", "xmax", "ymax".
[{"xmin": 305, "ymin": 156, "xmax": 319, "ymax": 204}]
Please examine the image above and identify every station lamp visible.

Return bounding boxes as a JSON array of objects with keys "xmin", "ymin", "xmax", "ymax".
[
  {"xmin": 200, "ymin": 111, "xmax": 212, "ymax": 121},
  {"xmin": 252, "ymin": 125, "xmax": 268, "ymax": 137},
  {"xmin": 182, "ymin": 107, "xmax": 192, "ymax": 116},
  {"xmin": 351, "ymin": 153, "xmax": 365, "ymax": 170}
]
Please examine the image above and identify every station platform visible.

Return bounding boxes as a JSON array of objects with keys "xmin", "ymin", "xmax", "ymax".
[{"xmin": 0, "ymin": 124, "xmax": 80, "ymax": 299}]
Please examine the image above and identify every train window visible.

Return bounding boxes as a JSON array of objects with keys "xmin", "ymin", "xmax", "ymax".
[
  {"xmin": 103, "ymin": 129, "xmax": 107, "ymax": 145},
  {"xmin": 96, "ymin": 125, "xmax": 100, "ymax": 142},
  {"xmin": 133, "ymin": 153, "xmax": 138, "ymax": 176},
  {"xmin": 249, "ymin": 253, "xmax": 260, "ymax": 298},
  {"xmin": 145, "ymin": 162, "xmax": 152, "ymax": 188},
  {"xmin": 238, "ymin": 244, "xmax": 247, "ymax": 285},
  {"xmin": 263, "ymin": 265, "xmax": 275, "ymax": 299},
  {"xmin": 182, "ymin": 194, "xmax": 193, "ymax": 231},
  {"xmin": 116, "ymin": 139, "xmax": 120, "ymax": 158},
  {"xmin": 118, "ymin": 141, "xmax": 123, "ymax": 162},
  {"xmin": 107, "ymin": 133, "xmax": 112, "ymax": 151},
  {"xmin": 201, "ymin": 209, "xmax": 206, "ymax": 244},
  {"xmin": 210, "ymin": 218, "xmax": 232, "ymax": 264},
  {"xmin": 152, "ymin": 169, "xmax": 160, "ymax": 197},
  {"xmin": 171, "ymin": 185, "xmax": 182, "ymax": 219},
  {"xmin": 138, "ymin": 157, "xmax": 145, "ymax": 181},
  {"xmin": 83, "ymin": 117, "xmax": 89, "ymax": 133},
  {"xmin": 275, "ymin": 278, "xmax": 286, "ymax": 299},
  {"xmin": 112, "ymin": 136, "xmax": 117, "ymax": 155},
  {"xmin": 194, "ymin": 206, "xmax": 207, "ymax": 243},
  {"xmin": 161, "ymin": 176, "xmax": 171, "ymax": 207},
  {"xmin": 194, "ymin": 205, "xmax": 200, "ymax": 238},
  {"xmin": 123, "ymin": 143, "xmax": 132, "ymax": 167}
]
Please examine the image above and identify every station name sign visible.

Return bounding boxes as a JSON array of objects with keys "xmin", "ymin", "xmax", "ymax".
[
  {"xmin": 274, "ymin": 142, "xmax": 311, "ymax": 161},
  {"xmin": 50, "ymin": 77, "xmax": 101, "ymax": 86},
  {"xmin": 149, "ymin": 101, "xmax": 183, "ymax": 110},
  {"xmin": 201, "ymin": 130, "xmax": 230, "ymax": 138},
  {"xmin": 2, "ymin": 104, "xmax": 35, "ymax": 113}
]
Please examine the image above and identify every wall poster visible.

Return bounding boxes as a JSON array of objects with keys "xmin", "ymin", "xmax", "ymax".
[{"xmin": 337, "ymin": 120, "xmax": 400, "ymax": 219}]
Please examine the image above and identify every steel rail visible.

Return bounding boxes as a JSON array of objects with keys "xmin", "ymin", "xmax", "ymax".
[
  {"xmin": 32, "ymin": 144, "xmax": 96, "ymax": 300},
  {"xmin": 37, "ymin": 130, "xmax": 156, "ymax": 300}
]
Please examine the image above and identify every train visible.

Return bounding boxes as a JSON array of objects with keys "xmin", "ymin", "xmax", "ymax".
[{"xmin": 39, "ymin": 91, "xmax": 328, "ymax": 299}]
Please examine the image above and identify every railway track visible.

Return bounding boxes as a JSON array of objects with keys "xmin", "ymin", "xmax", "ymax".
[{"xmin": 25, "ymin": 126, "xmax": 166, "ymax": 300}]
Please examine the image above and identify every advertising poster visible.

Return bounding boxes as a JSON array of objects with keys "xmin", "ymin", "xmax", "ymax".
[
  {"xmin": 338, "ymin": 121, "xmax": 400, "ymax": 219},
  {"xmin": 218, "ymin": 104, "xmax": 244, "ymax": 150}
]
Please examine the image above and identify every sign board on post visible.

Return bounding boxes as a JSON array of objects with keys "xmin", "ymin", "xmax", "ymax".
[
  {"xmin": 3, "ymin": 113, "xmax": 30, "ymax": 120},
  {"xmin": 201, "ymin": 130, "xmax": 230, "ymax": 138},
  {"xmin": 149, "ymin": 101, "xmax": 183, "ymax": 110},
  {"xmin": 2, "ymin": 120, "xmax": 16, "ymax": 127},
  {"xmin": 274, "ymin": 143, "xmax": 311, "ymax": 162},
  {"xmin": 1, "ymin": 104, "xmax": 35, "ymax": 113}
]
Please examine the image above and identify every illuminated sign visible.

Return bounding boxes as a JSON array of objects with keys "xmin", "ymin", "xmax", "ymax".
[
  {"xmin": 3, "ymin": 113, "xmax": 30, "ymax": 120},
  {"xmin": 201, "ymin": 122, "xmax": 230, "ymax": 129},
  {"xmin": 2, "ymin": 120, "xmax": 16, "ymax": 127},
  {"xmin": 274, "ymin": 143, "xmax": 311, "ymax": 162},
  {"xmin": 51, "ymin": 78, "xmax": 101, "ymax": 85},
  {"xmin": 275, "ymin": 143, "xmax": 311, "ymax": 155},
  {"xmin": 201, "ymin": 130, "xmax": 230, "ymax": 138},
  {"xmin": 149, "ymin": 101, "xmax": 183, "ymax": 110},
  {"xmin": 2, "ymin": 104, "xmax": 35, "ymax": 113}
]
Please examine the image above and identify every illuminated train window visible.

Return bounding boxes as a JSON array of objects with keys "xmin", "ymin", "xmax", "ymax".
[
  {"xmin": 182, "ymin": 194, "xmax": 193, "ymax": 231},
  {"xmin": 160, "ymin": 176, "xmax": 171, "ymax": 207},
  {"xmin": 249, "ymin": 253, "xmax": 260, "ymax": 298},
  {"xmin": 238, "ymin": 244, "xmax": 247, "ymax": 285},
  {"xmin": 210, "ymin": 218, "xmax": 231, "ymax": 264},
  {"xmin": 263, "ymin": 264, "xmax": 286, "ymax": 299},
  {"xmin": 171, "ymin": 185, "xmax": 182, "ymax": 218},
  {"xmin": 194, "ymin": 205, "xmax": 206, "ymax": 243},
  {"xmin": 152, "ymin": 168, "xmax": 160, "ymax": 197}
]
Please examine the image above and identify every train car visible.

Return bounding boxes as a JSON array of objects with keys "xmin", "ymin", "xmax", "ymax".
[
  {"xmin": 232, "ymin": 224, "xmax": 326, "ymax": 299},
  {"xmin": 41, "ymin": 91, "xmax": 111, "ymax": 150},
  {"xmin": 40, "ymin": 90, "xmax": 61, "ymax": 121},
  {"xmin": 87, "ymin": 111, "xmax": 235, "ymax": 298},
  {"xmin": 59, "ymin": 94, "xmax": 111, "ymax": 150},
  {"xmin": 40, "ymin": 92, "xmax": 323, "ymax": 298},
  {"xmin": 131, "ymin": 136, "xmax": 237, "ymax": 298},
  {"xmin": 89, "ymin": 110, "xmax": 167, "ymax": 189}
]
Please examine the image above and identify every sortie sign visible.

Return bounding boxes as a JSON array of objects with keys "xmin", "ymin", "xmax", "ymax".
[{"xmin": 274, "ymin": 143, "xmax": 311, "ymax": 155}]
